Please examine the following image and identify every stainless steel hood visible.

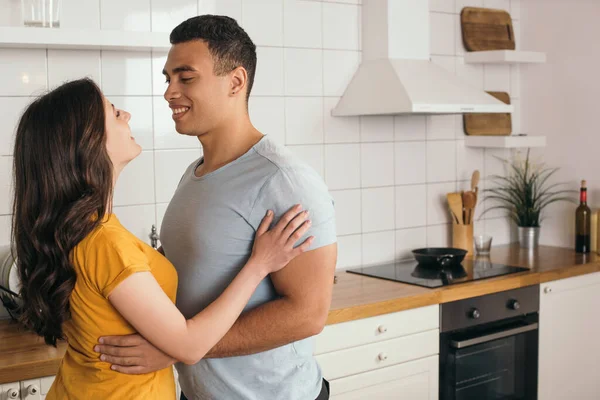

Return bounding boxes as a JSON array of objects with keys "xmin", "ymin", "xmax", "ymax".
[{"xmin": 332, "ymin": 0, "xmax": 513, "ymax": 116}]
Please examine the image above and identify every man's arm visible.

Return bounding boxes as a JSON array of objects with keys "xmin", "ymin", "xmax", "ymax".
[
  {"xmin": 206, "ymin": 242, "xmax": 337, "ymax": 358},
  {"xmin": 96, "ymin": 243, "xmax": 337, "ymax": 372}
]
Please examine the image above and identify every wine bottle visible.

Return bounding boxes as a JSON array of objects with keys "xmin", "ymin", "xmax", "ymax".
[{"xmin": 575, "ymin": 180, "xmax": 591, "ymax": 253}]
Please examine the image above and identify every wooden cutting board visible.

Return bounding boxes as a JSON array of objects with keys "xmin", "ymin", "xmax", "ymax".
[
  {"xmin": 461, "ymin": 7, "xmax": 515, "ymax": 51},
  {"xmin": 463, "ymin": 92, "xmax": 512, "ymax": 136}
]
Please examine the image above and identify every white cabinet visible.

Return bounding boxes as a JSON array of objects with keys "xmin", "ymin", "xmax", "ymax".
[
  {"xmin": 539, "ymin": 271, "xmax": 600, "ymax": 400},
  {"xmin": 316, "ymin": 305, "xmax": 439, "ymax": 399}
]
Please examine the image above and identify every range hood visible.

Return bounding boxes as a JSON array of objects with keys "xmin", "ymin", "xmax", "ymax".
[{"xmin": 332, "ymin": 0, "xmax": 513, "ymax": 116}]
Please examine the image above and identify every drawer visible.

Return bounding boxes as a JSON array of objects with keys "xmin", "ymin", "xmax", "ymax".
[
  {"xmin": 316, "ymin": 305, "xmax": 439, "ymax": 355},
  {"xmin": 316, "ymin": 329, "xmax": 439, "ymax": 380},
  {"xmin": 329, "ymin": 355, "xmax": 439, "ymax": 399}
]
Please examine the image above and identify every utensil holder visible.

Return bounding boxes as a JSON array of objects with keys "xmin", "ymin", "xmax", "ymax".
[{"xmin": 452, "ymin": 223, "xmax": 473, "ymax": 255}]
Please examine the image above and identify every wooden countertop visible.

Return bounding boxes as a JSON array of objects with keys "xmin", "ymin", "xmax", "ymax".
[
  {"xmin": 2, "ymin": 244, "xmax": 599, "ymax": 384},
  {"xmin": 327, "ymin": 245, "xmax": 600, "ymax": 324}
]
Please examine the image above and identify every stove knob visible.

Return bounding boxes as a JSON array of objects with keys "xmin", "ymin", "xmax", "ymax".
[
  {"xmin": 469, "ymin": 308, "xmax": 481, "ymax": 319},
  {"xmin": 508, "ymin": 299, "xmax": 520, "ymax": 310}
]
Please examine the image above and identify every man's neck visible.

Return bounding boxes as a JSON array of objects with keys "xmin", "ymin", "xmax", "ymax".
[{"xmin": 196, "ymin": 116, "xmax": 263, "ymax": 178}]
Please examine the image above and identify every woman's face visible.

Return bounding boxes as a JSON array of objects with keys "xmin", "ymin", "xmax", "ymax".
[{"xmin": 104, "ymin": 97, "xmax": 141, "ymax": 171}]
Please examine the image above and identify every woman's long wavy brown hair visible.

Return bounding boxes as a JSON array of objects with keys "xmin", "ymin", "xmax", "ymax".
[{"xmin": 12, "ymin": 78, "xmax": 113, "ymax": 346}]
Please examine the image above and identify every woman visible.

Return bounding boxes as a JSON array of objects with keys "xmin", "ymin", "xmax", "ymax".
[{"xmin": 12, "ymin": 78, "xmax": 313, "ymax": 399}]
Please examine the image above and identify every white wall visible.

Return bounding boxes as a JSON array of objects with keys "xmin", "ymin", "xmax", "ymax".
[
  {"xmin": 520, "ymin": 0, "xmax": 598, "ymax": 248},
  {"xmin": 0, "ymin": 0, "xmax": 524, "ymax": 318}
]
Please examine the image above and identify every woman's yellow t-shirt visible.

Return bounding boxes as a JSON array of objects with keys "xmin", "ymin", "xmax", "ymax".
[{"xmin": 46, "ymin": 214, "xmax": 178, "ymax": 400}]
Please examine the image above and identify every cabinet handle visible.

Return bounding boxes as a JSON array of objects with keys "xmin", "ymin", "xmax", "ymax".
[
  {"xmin": 544, "ymin": 286, "xmax": 552, "ymax": 294},
  {"xmin": 377, "ymin": 352, "xmax": 388, "ymax": 361},
  {"xmin": 377, "ymin": 325, "xmax": 388, "ymax": 334},
  {"xmin": 28, "ymin": 384, "xmax": 40, "ymax": 395},
  {"xmin": 7, "ymin": 388, "xmax": 19, "ymax": 399}
]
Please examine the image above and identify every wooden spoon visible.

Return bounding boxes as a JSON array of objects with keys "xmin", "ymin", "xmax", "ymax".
[
  {"xmin": 471, "ymin": 170, "xmax": 480, "ymax": 194},
  {"xmin": 447, "ymin": 192, "xmax": 463, "ymax": 225},
  {"xmin": 462, "ymin": 191, "xmax": 477, "ymax": 224}
]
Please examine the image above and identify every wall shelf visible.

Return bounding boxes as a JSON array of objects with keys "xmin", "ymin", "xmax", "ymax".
[
  {"xmin": 464, "ymin": 50, "xmax": 547, "ymax": 64},
  {"xmin": 0, "ymin": 27, "xmax": 170, "ymax": 52},
  {"xmin": 465, "ymin": 135, "xmax": 547, "ymax": 148}
]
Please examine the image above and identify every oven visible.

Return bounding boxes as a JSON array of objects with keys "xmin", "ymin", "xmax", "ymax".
[{"xmin": 439, "ymin": 285, "xmax": 539, "ymax": 400}]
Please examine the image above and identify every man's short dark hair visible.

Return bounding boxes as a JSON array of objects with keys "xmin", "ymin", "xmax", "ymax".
[{"xmin": 170, "ymin": 15, "xmax": 257, "ymax": 102}]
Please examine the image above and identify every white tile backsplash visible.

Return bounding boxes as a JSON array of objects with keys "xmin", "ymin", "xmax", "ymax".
[
  {"xmin": 0, "ymin": 156, "xmax": 13, "ymax": 215},
  {"xmin": 394, "ymin": 116, "xmax": 427, "ymax": 142},
  {"xmin": 396, "ymin": 185, "xmax": 427, "ymax": 229},
  {"xmin": 287, "ymin": 145, "xmax": 324, "ymax": 178},
  {"xmin": 198, "ymin": 0, "xmax": 242, "ymax": 20},
  {"xmin": 362, "ymin": 230, "xmax": 395, "ymax": 266},
  {"xmin": 430, "ymin": 0, "xmax": 456, "ymax": 13},
  {"xmin": 285, "ymin": 97, "xmax": 324, "ymax": 145},
  {"xmin": 456, "ymin": 140, "xmax": 485, "ymax": 181},
  {"xmin": 61, "ymin": 0, "xmax": 100, "ymax": 29},
  {"xmin": 0, "ymin": 0, "xmax": 521, "ymax": 277},
  {"xmin": 430, "ymin": 12, "xmax": 455, "ymax": 56},
  {"xmin": 427, "ymin": 115, "xmax": 456, "ymax": 140},
  {"xmin": 154, "ymin": 149, "xmax": 202, "ymax": 203},
  {"xmin": 242, "ymin": 0, "xmax": 284, "ymax": 47},
  {"xmin": 0, "ymin": 49, "xmax": 47, "ymax": 96},
  {"xmin": 0, "ymin": 215, "xmax": 11, "ymax": 245},
  {"xmin": 336, "ymin": 234, "xmax": 362, "ymax": 269},
  {"xmin": 113, "ymin": 151, "xmax": 156, "ymax": 207},
  {"xmin": 253, "ymin": 47, "xmax": 285, "ymax": 96},
  {"xmin": 395, "ymin": 142, "xmax": 427, "ymax": 185},
  {"xmin": 325, "ymin": 144, "xmax": 360, "ymax": 190},
  {"xmin": 360, "ymin": 116, "xmax": 394, "ymax": 143},
  {"xmin": 101, "ymin": 0, "xmax": 151, "ymax": 31},
  {"xmin": 0, "ymin": 97, "xmax": 31, "ymax": 155},
  {"xmin": 331, "ymin": 189, "xmax": 361, "ymax": 235},
  {"xmin": 47, "ymin": 50, "xmax": 101, "ymax": 88},
  {"xmin": 283, "ymin": 0, "xmax": 322, "ymax": 48},
  {"xmin": 362, "ymin": 187, "xmax": 395, "ymax": 233},
  {"xmin": 114, "ymin": 204, "xmax": 157, "ymax": 245},
  {"xmin": 284, "ymin": 48, "xmax": 323, "ymax": 96},
  {"xmin": 323, "ymin": 97, "xmax": 360, "ymax": 143},
  {"xmin": 483, "ymin": 0, "xmax": 510, "ymax": 12},
  {"xmin": 427, "ymin": 182, "xmax": 456, "ymax": 225},
  {"xmin": 360, "ymin": 143, "xmax": 394, "ymax": 188},
  {"xmin": 101, "ymin": 51, "xmax": 153, "ymax": 96},
  {"xmin": 249, "ymin": 97, "xmax": 286, "ymax": 145},
  {"xmin": 151, "ymin": 0, "xmax": 197, "ymax": 32},
  {"xmin": 396, "ymin": 227, "xmax": 427, "ymax": 260},
  {"xmin": 427, "ymin": 224, "xmax": 451, "ymax": 247},
  {"xmin": 322, "ymin": 3, "xmax": 359, "ymax": 50},
  {"xmin": 427, "ymin": 141, "xmax": 456, "ymax": 183},
  {"xmin": 151, "ymin": 52, "xmax": 168, "ymax": 96}
]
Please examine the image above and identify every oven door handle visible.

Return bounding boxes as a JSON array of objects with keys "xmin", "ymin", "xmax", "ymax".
[{"xmin": 450, "ymin": 322, "xmax": 538, "ymax": 349}]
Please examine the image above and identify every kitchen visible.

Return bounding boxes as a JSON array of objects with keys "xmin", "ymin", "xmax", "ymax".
[{"xmin": 0, "ymin": 0, "xmax": 599, "ymax": 399}]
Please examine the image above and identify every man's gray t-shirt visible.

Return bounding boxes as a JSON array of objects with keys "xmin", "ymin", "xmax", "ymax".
[{"xmin": 160, "ymin": 136, "xmax": 337, "ymax": 400}]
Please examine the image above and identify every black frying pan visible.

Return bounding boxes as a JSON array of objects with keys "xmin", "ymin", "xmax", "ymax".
[{"xmin": 412, "ymin": 247, "xmax": 467, "ymax": 268}]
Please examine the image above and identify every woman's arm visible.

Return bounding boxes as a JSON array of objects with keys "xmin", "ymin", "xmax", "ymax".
[{"xmin": 108, "ymin": 205, "xmax": 312, "ymax": 365}]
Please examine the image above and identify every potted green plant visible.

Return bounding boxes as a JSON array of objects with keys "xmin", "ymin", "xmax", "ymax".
[{"xmin": 482, "ymin": 149, "xmax": 576, "ymax": 249}]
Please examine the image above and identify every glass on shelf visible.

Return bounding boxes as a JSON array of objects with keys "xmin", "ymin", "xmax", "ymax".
[{"xmin": 21, "ymin": 0, "xmax": 61, "ymax": 28}]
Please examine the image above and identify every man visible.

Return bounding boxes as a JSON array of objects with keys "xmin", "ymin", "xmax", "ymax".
[{"xmin": 95, "ymin": 15, "xmax": 337, "ymax": 400}]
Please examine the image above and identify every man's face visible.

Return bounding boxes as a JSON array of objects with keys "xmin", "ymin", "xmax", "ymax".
[{"xmin": 162, "ymin": 40, "xmax": 232, "ymax": 137}]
